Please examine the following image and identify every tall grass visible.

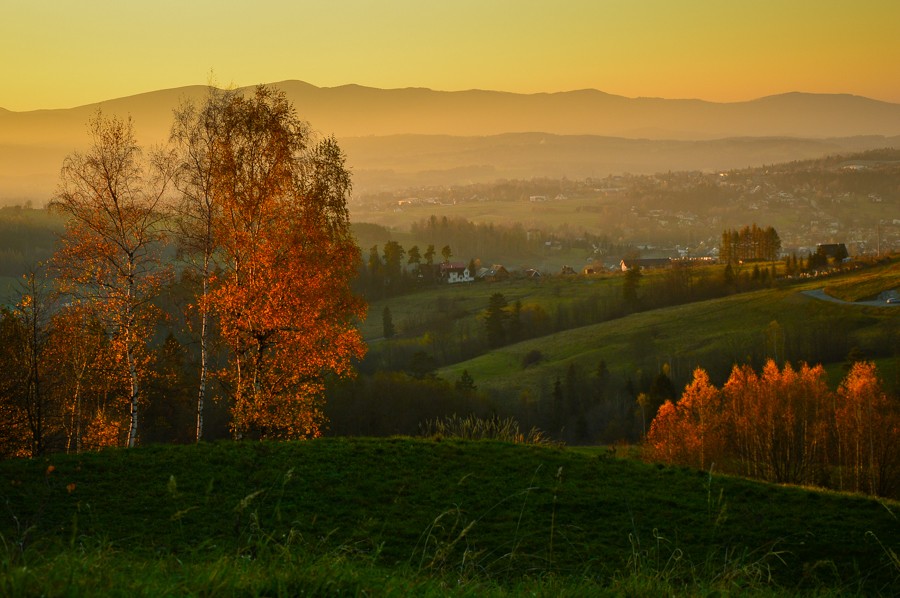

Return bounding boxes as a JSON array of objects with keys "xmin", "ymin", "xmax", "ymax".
[
  {"xmin": 1, "ymin": 439, "xmax": 897, "ymax": 595},
  {"xmin": 419, "ymin": 414, "xmax": 552, "ymax": 445}
]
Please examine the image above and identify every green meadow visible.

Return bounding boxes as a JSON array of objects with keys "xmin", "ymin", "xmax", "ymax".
[
  {"xmin": 418, "ymin": 261, "xmax": 900, "ymax": 400},
  {"xmin": 824, "ymin": 261, "xmax": 900, "ymax": 302},
  {"xmin": 1, "ymin": 439, "xmax": 897, "ymax": 596}
]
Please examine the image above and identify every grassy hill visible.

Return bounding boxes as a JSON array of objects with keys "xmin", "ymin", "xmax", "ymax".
[
  {"xmin": 1, "ymin": 439, "xmax": 897, "ymax": 595},
  {"xmin": 824, "ymin": 260, "xmax": 900, "ymax": 302},
  {"xmin": 436, "ymin": 262, "xmax": 900, "ymax": 402}
]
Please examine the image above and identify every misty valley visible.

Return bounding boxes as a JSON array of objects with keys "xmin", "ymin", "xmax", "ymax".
[{"xmin": 0, "ymin": 85, "xmax": 898, "ymax": 596}]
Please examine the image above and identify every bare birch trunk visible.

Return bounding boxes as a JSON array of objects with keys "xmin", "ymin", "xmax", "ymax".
[
  {"xmin": 126, "ymin": 342, "xmax": 139, "ymax": 448},
  {"xmin": 196, "ymin": 263, "xmax": 209, "ymax": 442}
]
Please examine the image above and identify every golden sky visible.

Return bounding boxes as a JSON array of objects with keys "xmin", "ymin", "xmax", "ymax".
[{"xmin": 3, "ymin": 0, "xmax": 899, "ymax": 111}]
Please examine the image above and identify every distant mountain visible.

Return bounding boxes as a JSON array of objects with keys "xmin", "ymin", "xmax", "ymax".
[{"xmin": 2, "ymin": 81, "xmax": 899, "ymax": 204}]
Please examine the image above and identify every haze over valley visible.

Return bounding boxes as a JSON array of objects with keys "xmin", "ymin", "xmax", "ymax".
[
  {"xmin": 3, "ymin": 81, "xmax": 900, "ymax": 206},
  {"xmin": 3, "ymin": 3, "xmax": 900, "ymax": 593}
]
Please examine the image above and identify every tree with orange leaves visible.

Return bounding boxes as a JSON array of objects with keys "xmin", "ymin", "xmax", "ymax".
[
  {"xmin": 206, "ymin": 86, "xmax": 365, "ymax": 439},
  {"xmin": 50, "ymin": 111, "xmax": 173, "ymax": 448},
  {"xmin": 170, "ymin": 86, "xmax": 235, "ymax": 442},
  {"xmin": 10, "ymin": 269, "xmax": 54, "ymax": 457},
  {"xmin": 834, "ymin": 361, "xmax": 899, "ymax": 497},
  {"xmin": 47, "ymin": 303, "xmax": 121, "ymax": 453},
  {"xmin": 723, "ymin": 360, "xmax": 832, "ymax": 485},
  {"xmin": 0, "ymin": 306, "xmax": 32, "ymax": 458},
  {"xmin": 647, "ymin": 367, "xmax": 724, "ymax": 470}
]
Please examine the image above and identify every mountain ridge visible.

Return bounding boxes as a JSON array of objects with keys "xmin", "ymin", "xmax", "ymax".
[
  {"xmin": 4, "ymin": 80, "xmax": 900, "ymax": 140},
  {"xmin": 2, "ymin": 81, "xmax": 899, "ymax": 204}
]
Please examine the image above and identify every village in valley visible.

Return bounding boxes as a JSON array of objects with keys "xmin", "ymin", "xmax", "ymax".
[{"xmin": 350, "ymin": 151, "xmax": 899, "ymax": 281}]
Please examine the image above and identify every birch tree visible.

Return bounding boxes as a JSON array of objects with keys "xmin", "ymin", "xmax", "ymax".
[
  {"xmin": 170, "ymin": 87, "xmax": 233, "ymax": 442},
  {"xmin": 51, "ymin": 111, "xmax": 173, "ymax": 448},
  {"xmin": 835, "ymin": 362, "xmax": 900, "ymax": 497},
  {"xmin": 207, "ymin": 85, "xmax": 365, "ymax": 439}
]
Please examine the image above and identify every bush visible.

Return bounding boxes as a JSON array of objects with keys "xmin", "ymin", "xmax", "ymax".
[{"xmin": 419, "ymin": 414, "xmax": 552, "ymax": 445}]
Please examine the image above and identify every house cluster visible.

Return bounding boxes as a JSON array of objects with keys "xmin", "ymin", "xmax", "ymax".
[
  {"xmin": 435, "ymin": 263, "xmax": 545, "ymax": 284},
  {"xmin": 618, "ymin": 258, "xmax": 672, "ymax": 272},
  {"xmin": 439, "ymin": 262, "xmax": 474, "ymax": 284}
]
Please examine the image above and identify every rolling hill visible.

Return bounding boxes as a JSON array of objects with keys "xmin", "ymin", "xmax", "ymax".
[
  {"xmin": 0, "ymin": 438, "xmax": 896, "ymax": 594},
  {"xmin": 435, "ymin": 267, "xmax": 899, "ymax": 402}
]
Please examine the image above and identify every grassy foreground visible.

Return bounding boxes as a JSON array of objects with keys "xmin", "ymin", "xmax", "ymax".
[{"xmin": 1, "ymin": 439, "xmax": 898, "ymax": 596}]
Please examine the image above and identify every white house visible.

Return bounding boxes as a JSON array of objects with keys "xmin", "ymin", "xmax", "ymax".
[{"xmin": 440, "ymin": 262, "xmax": 474, "ymax": 284}]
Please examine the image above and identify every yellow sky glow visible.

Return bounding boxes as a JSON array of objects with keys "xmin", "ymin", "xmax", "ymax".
[{"xmin": 2, "ymin": 0, "xmax": 899, "ymax": 111}]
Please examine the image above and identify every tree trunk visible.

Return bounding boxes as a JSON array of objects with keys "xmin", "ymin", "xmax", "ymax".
[
  {"xmin": 196, "ymin": 264, "xmax": 209, "ymax": 442},
  {"xmin": 126, "ymin": 343, "xmax": 139, "ymax": 448}
]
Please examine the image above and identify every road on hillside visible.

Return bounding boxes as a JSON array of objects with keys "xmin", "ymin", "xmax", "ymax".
[{"xmin": 802, "ymin": 289, "xmax": 899, "ymax": 307}]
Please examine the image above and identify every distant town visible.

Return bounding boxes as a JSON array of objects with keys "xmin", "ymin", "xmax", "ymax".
[{"xmin": 351, "ymin": 150, "xmax": 900, "ymax": 265}]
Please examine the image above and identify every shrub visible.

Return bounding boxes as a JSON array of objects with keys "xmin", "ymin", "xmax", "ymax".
[{"xmin": 419, "ymin": 414, "xmax": 552, "ymax": 445}]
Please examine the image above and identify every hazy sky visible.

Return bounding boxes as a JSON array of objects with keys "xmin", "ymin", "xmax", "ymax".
[{"xmin": 3, "ymin": 0, "xmax": 899, "ymax": 111}]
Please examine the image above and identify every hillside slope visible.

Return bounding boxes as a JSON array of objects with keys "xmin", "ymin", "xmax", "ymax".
[
  {"xmin": 437, "ymin": 267, "xmax": 899, "ymax": 400},
  {"xmin": 1, "ymin": 439, "xmax": 897, "ymax": 593}
]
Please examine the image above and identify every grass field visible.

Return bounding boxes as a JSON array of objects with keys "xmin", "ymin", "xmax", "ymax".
[
  {"xmin": 1, "ymin": 439, "xmax": 897, "ymax": 595},
  {"xmin": 435, "ymin": 262, "xmax": 899, "ymax": 402},
  {"xmin": 359, "ymin": 271, "xmax": 624, "ymax": 341},
  {"xmin": 824, "ymin": 260, "xmax": 900, "ymax": 302}
]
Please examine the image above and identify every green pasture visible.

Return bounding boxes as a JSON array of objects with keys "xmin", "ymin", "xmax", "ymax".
[
  {"xmin": 360, "ymin": 271, "xmax": 625, "ymax": 340},
  {"xmin": 824, "ymin": 260, "xmax": 900, "ymax": 302},
  {"xmin": 438, "ymin": 263, "xmax": 899, "ymax": 400},
  {"xmin": 1, "ymin": 439, "xmax": 897, "ymax": 595}
]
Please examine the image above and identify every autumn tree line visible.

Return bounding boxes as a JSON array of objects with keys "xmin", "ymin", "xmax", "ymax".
[
  {"xmin": 647, "ymin": 360, "xmax": 899, "ymax": 498},
  {"xmin": 0, "ymin": 85, "xmax": 364, "ymax": 457}
]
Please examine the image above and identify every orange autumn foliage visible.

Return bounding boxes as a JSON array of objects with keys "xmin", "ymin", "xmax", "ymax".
[
  {"xmin": 647, "ymin": 368, "xmax": 724, "ymax": 470},
  {"xmin": 51, "ymin": 111, "xmax": 171, "ymax": 448},
  {"xmin": 205, "ymin": 86, "xmax": 366, "ymax": 440},
  {"xmin": 725, "ymin": 361, "xmax": 832, "ymax": 484},
  {"xmin": 82, "ymin": 409, "xmax": 126, "ymax": 451},
  {"xmin": 46, "ymin": 304, "xmax": 125, "ymax": 454},
  {"xmin": 646, "ymin": 359, "xmax": 899, "ymax": 498},
  {"xmin": 834, "ymin": 361, "xmax": 900, "ymax": 496},
  {"xmin": 0, "ymin": 294, "xmax": 128, "ymax": 457}
]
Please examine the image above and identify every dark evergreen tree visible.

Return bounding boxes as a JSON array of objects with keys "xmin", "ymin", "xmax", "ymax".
[
  {"xmin": 367, "ymin": 244, "xmax": 384, "ymax": 297},
  {"xmin": 551, "ymin": 375, "xmax": 564, "ymax": 434},
  {"xmin": 723, "ymin": 262, "xmax": 735, "ymax": 288},
  {"xmin": 647, "ymin": 365, "xmax": 677, "ymax": 424},
  {"xmin": 594, "ymin": 359, "xmax": 610, "ymax": 405},
  {"xmin": 407, "ymin": 245, "xmax": 421, "ymax": 276},
  {"xmin": 484, "ymin": 293, "xmax": 509, "ymax": 348},
  {"xmin": 623, "ymin": 267, "xmax": 642, "ymax": 306},
  {"xmin": 508, "ymin": 300, "xmax": 523, "ymax": 343},
  {"xmin": 382, "ymin": 306, "xmax": 395, "ymax": 339},
  {"xmin": 455, "ymin": 369, "xmax": 477, "ymax": 394},
  {"xmin": 382, "ymin": 240, "xmax": 406, "ymax": 294}
]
